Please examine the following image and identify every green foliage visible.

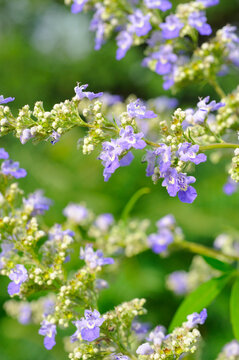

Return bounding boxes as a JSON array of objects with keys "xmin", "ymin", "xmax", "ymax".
[
  {"xmin": 169, "ymin": 274, "xmax": 232, "ymax": 332},
  {"xmin": 230, "ymin": 277, "xmax": 239, "ymax": 341}
]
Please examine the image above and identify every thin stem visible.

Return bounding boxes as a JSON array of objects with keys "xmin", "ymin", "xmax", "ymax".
[
  {"xmin": 199, "ymin": 143, "xmax": 238, "ymax": 151},
  {"xmin": 178, "ymin": 241, "xmax": 239, "ymax": 263},
  {"xmin": 209, "ymin": 78, "xmax": 226, "ymax": 99},
  {"xmin": 121, "ymin": 187, "xmax": 151, "ymax": 222}
]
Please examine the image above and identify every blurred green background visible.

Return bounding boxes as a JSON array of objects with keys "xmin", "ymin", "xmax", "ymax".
[{"xmin": 0, "ymin": 0, "xmax": 239, "ymax": 358}]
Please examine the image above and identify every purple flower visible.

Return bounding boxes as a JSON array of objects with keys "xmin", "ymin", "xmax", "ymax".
[
  {"xmin": 43, "ymin": 298, "xmax": 56, "ymax": 316},
  {"xmin": 63, "ymin": 203, "xmax": 89, "ymax": 224},
  {"xmin": 99, "ymin": 139, "xmax": 133, "ymax": 181},
  {"xmin": 162, "ymin": 168, "xmax": 197, "ymax": 203},
  {"xmin": 101, "ymin": 93, "xmax": 123, "ymax": 106},
  {"xmin": 154, "ymin": 45, "xmax": 178, "ymax": 75},
  {"xmin": 148, "ymin": 228, "xmax": 174, "ymax": 253},
  {"xmin": 19, "ymin": 304, "xmax": 32, "ymax": 325},
  {"xmin": 127, "ymin": 99, "xmax": 157, "ymax": 119},
  {"xmin": 196, "ymin": 0, "xmax": 219, "ymax": 7},
  {"xmin": 23, "ymin": 190, "xmax": 52, "ymax": 216},
  {"xmin": 0, "ymin": 242, "xmax": 14, "ymax": 269},
  {"xmin": 150, "ymin": 96, "xmax": 178, "ymax": 112},
  {"xmin": 188, "ymin": 11, "xmax": 212, "ymax": 36},
  {"xmin": 156, "ymin": 214, "xmax": 175, "ymax": 229},
  {"xmin": 136, "ymin": 343, "xmax": 154, "ymax": 355},
  {"xmin": 48, "ymin": 224, "xmax": 74, "ymax": 241},
  {"xmin": 51, "ymin": 131, "xmax": 61, "ymax": 145},
  {"xmin": 132, "ymin": 320, "xmax": 150, "ymax": 340},
  {"xmin": 1, "ymin": 160, "xmax": 27, "ymax": 179},
  {"xmin": 80, "ymin": 244, "xmax": 114, "ymax": 268},
  {"xmin": 144, "ymin": 150, "xmax": 157, "ymax": 177},
  {"xmin": 167, "ymin": 271, "xmax": 189, "ymax": 295},
  {"xmin": 90, "ymin": 5, "xmax": 105, "ymax": 50},
  {"xmin": 155, "ymin": 144, "xmax": 172, "ymax": 173},
  {"xmin": 39, "ymin": 320, "xmax": 57, "ymax": 350},
  {"xmin": 71, "ymin": 309, "xmax": 104, "ymax": 342},
  {"xmin": 119, "ymin": 126, "xmax": 146, "ymax": 150},
  {"xmin": 95, "ymin": 278, "xmax": 109, "ymax": 290},
  {"xmin": 0, "ymin": 95, "xmax": 15, "ymax": 105},
  {"xmin": 71, "ymin": 0, "xmax": 88, "ymax": 13},
  {"xmin": 114, "ymin": 355, "xmax": 129, "ymax": 360},
  {"xmin": 116, "ymin": 31, "xmax": 133, "ymax": 60},
  {"xmin": 8, "ymin": 264, "xmax": 28, "ymax": 296},
  {"xmin": 193, "ymin": 96, "xmax": 225, "ymax": 124},
  {"xmin": 223, "ymin": 177, "xmax": 238, "ymax": 195},
  {"xmin": 185, "ymin": 308, "xmax": 207, "ymax": 329},
  {"xmin": 177, "ymin": 142, "xmax": 207, "ymax": 165},
  {"xmin": 129, "ymin": 10, "xmax": 152, "ymax": 37},
  {"xmin": 94, "ymin": 213, "xmax": 114, "ymax": 231},
  {"xmin": 144, "ymin": 0, "xmax": 172, "ymax": 11},
  {"xmin": 147, "ymin": 325, "xmax": 166, "ymax": 345},
  {"xmin": 160, "ymin": 15, "xmax": 184, "ymax": 39},
  {"xmin": 223, "ymin": 340, "xmax": 239, "ymax": 357},
  {"xmin": 0, "ymin": 148, "xmax": 9, "ymax": 159},
  {"xmin": 74, "ymin": 84, "xmax": 103, "ymax": 101},
  {"xmin": 20, "ymin": 129, "xmax": 34, "ymax": 145}
]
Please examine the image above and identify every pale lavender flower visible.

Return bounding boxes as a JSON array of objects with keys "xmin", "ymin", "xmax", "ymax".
[
  {"xmin": 185, "ymin": 308, "xmax": 207, "ymax": 329},
  {"xmin": 167, "ymin": 271, "xmax": 189, "ymax": 295},
  {"xmin": 90, "ymin": 5, "xmax": 105, "ymax": 50},
  {"xmin": 101, "ymin": 93, "xmax": 123, "ymax": 106},
  {"xmin": 162, "ymin": 168, "xmax": 197, "ymax": 203},
  {"xmin": 132, "ymin": 320, "xmax": 150, "ymax": 340},
  {"xmin": 80, "ymin": 244, "xmax": 114, "ymax": 268},
  {"xmin": 156, "ymin": 214, "xmax": 175, "ymax": 229},
  {"xmin": 18, "ymin": 304, "xmax": 32, "ymax": 325},
  {"xmin": 148, "ymin": 228, "xmax": 173, "ymax": 253},
  {"xmin": 63, "ymin": 203, "xmax": 89, "ymax": 224},
  {"xmin": 75, "ymin": 84, "xmax": 103, "ymax": 100},
  {"xmin": 71, "ymin": 0, "xmax": 88, "ymax": 13},
  {"xmin": 99, "ymin": 139, "xmax": 134, "ymax": 181},
  {"xmin": 177, "ymin": 142, "xmax": 207, "ymax": 165},
  {"xmin": 223, "ymin": 177, "xmax": 238, "ymax": 195},
  {"xmin": 1, "ymin": 160, "xmax": 27, "ymax": 178},
  {"xmin": 193, "ymin": 96, "xmax": 225, "ymax": 124},
  {"xmin": 114, "ymin": 354, "xmax": 129, "ymax": 360},
  {"xmin": 116, "ymin": 31, "xmax": 133, "ymax": 60},
  {"xmin": 0, "ymin": 148, "xmax": 9, "ymax": 159},
  {"xmin": 0, "ymin": 95, "xmax": 15, "ymax": 105},
  {"xmin": 51, "ymin": 131, "xmax": 61, "ymax": 145},
  {"xmin": 160, "ymin": 15, "xmax": 184, "ymax": 39},
  {"xmin": 71, "ymin": 309, "xmax": 104, "ymax": 342},
  {"xmin": 94, "ymin": 213, "xmax": 114, "ymax": 231},
  {"xmin": 48, "ymin": 224, "xmax": 74, "ymax": 241},
  {"xmin": 188, "ymin": 11, "xmax": 212, "ymax": 36},
  {"xmin": 39, "ymin": 320, "xmax": 57, "ymax": 350},
  {"xmin": 144, "ymin": 150, "xmax": 157, "ymax": 177},
  {"xmin": 44, "ymin": 298, "xmax": 56, "ymax": 316},
  {"xmin": 23, "ymin": 190, "xmax": 52, "ymax": 216},
  {"xmin": 129, "ymin": 10, "xmax": 152, "ymax": 37},
  {"xmin": 119, "ymin": 126, "xmax": 146, "ymax": 150},
  {"xmin": 95, "ymin": 278, "xmax": 109, "ymax": 290},
  {"xmin": 20, "ymin": 129, "xmax": 34, "ymax": 145},
  {"xmin": 144, "ymin": 0, "xmax": 172, "ymax": 11},
  {"xmin": 0, "ymin": 242, "xmax": 14, "ymax": 269},
  {"xmin": 155, "ymin": 144, "xmax": 172, "ymax": 173},
  {"xmin": 196, "ymin": 0, "xmax": 219, "ymax": 7},
  {"xmin": 127, "ymin": 99, "xmax": 157, "ymax": 119},
  {"xmin": 223, "ymin": 340, "xmax": 239, "ymax": 357},
  {"xmin": 149, "ymin": 96, "xmax": 178, "ymax": 112},
  {"xmin": 154, "ymin": 45, "xmax": 178, "ymax": 75},
  {"xmin": 147, "ymin": 325, "xmax": 166, "ymax": 345},
  {"xmin": 8, "ymin": 264, "xmax": 28, "ymax": 296},
  {"xmin": 136, "ymin": 342, "xmax": 154, "ymax": 355}
]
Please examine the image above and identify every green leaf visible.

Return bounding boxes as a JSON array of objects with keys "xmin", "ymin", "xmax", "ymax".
[
  {"xmin": 203, "ymin": 256, "xmax": 234, "ymax": 273},
  {"xmin": 230, "ymin": 277, "xmax": 239, "ymax": 340},
  {"xmin": 169, "ymin": 274, "xmax": 232, "ymax": 332}
]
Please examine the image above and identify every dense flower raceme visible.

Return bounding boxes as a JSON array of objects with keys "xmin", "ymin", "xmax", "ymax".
[
  {"xmin": 0, "ymin": 153, "xmax": 238, "ymax": 359},
  {"xmin": 66, "ymin": 0, "xmax": 239, "ymax": 90},
  {"xmin": 1, "ymin": 87, "xmax": 239, "ymax": 203}
]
